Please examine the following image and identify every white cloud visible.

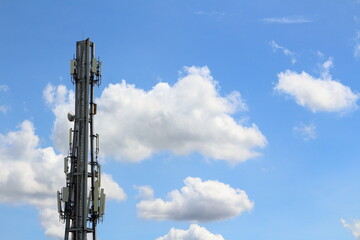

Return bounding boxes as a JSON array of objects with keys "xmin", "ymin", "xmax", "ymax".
[
  {"xmin": 0, "ymin": 120, "xmax": 65, "ymax": 239},
  {"xmin": 261, "ymin": 16, "xmax": 312, "ymax": 24},
  {"xmin": 156, "ymin": 224, "xmax": 225, "ymax": 240},
  {"xmin": 341, "ymin": 219, "xmax": 360, "ymax": 239},
  {"xmin": 0, "ymin": 121, "xmax": 62, "ymax": 207},
  {"xmin": 274, "ymin": 59, "xmax": 359, "ymax": 112},
  {"xmin": 43, "ymin": 84, "xmax": 75, "ymax": 154},
  {"xmin": 135, "ymin": 185, "xmax": 154, "ymax": 200},
  {"xmin": 102, "ymin": 173, "xmax": 127, "ymax": 201},
  {"xmin": 0, "ymin": 120, "xmax": 126, "ymax": 239},
  {"xmin": 45, "ymin": 66, "xmax": 266, "ymax": 165},
  {"xmin": 137, "ymin": 177, "xmax": 254, "ymax": 222},
  {"xmin": 270, "ymin": 41, "xmax": 296, "ymax": 64},
  {"xmin": 39, "ymin": 208, "xmax": 64, "ymax": 239},
  {"xmin": 293, "ymin": 123, "xmax": 316, "ymax": 141}
]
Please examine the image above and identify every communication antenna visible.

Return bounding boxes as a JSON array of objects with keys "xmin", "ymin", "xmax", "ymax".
[{"xmin": 58, "ymin": 38, "xmax": 105, "ymax": 240}]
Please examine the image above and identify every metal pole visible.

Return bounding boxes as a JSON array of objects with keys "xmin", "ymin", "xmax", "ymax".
[{"xmin": 89, "ymin": 42, "xmax": 97, "ymax": 240}]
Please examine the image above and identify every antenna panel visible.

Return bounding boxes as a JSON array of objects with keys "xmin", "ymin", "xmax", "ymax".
[
  {"xmin": 62, "ymin": 187, "xmax": 69, "ymax": 202},
  {"xmin": 57, "ymin": 191, "xmax": 62, "ymax": 213},
  {"xmin": 100, "ymin": 189, "xmax": 106, "ymax": 216},
  {"xmin": 94, "ymin": 181, "xmax": 99, "ymax": 212},
  {"xmin": 70, "ymin": 60, "xmax": 76, "ymax": 75}
]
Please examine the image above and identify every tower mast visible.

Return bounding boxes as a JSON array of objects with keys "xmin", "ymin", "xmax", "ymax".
[{"xmin": 58, "ymin": 38, "xmax": 105, "ymax": 240}]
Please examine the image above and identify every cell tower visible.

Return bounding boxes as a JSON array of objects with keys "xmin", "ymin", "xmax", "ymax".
[{"xmin": 57, "ymin": 38, "xmax": 106, "ymax": 240}]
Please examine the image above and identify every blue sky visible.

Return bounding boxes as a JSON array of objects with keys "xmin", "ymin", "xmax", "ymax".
[{"xmin": 1, "ymin": 0, "xmax": 360, "ymax": 239}]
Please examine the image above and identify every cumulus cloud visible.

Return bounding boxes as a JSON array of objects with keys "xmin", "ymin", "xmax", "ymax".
[
  {"xmin": 45, "ymin": 66, "xmax": 266, "ymax": 165},
  {"xmin": 261, "ymin": 16, "xmax": 312, "ymax": 24},
  {"xmin": 0, "ymin": 120, "xmax": 126, "ymax": 239},
  {"xmin": 102, "ymin": 173, "xmax": 127, "ymax": 201},
  {"xmin": 341, "ymin": 219, "xmax": 360, "ymax": 239},
  {"xmin": 274, "ymin": 59, "xmax": 359, "ymax": 112},
  {"xmin": 270, "ymin": 41, "xmax": 296, "ymax": 64},
  {"xmin": 156, "ymin": 224, "xmax": 224, "ymax": 240},
  {"xmin": 39, "ymin": 208, "xmax": 64, "ymax": 239},
  {"xmin": 137, "ymin": 177, "xmax": 254, "ymax": 222},
  {"xmin": 293, "ymin": 123, "xmax": 316, "ymax": 141},
  {"xmin": 0, "ymin": 121, "xmax": 63, "ymax": 207},
  {"xmin": 43, "ymin": 84, "xmax": 75, "ymax": 155}
]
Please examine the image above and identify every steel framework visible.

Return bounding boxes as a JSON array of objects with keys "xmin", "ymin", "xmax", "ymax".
[{"xmin": 57, "ymin": 38, "xmax": 105, "ymax": 240}]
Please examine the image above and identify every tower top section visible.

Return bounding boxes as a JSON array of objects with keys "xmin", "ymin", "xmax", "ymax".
[{"xmin": 70, "ymin": 38, "xmax": 102, "ymax": 86}]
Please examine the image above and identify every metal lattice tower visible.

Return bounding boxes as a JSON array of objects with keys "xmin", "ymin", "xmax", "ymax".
[{"xmin": 57, "ymin": 38, "xmax": 105, "ymax": 240}]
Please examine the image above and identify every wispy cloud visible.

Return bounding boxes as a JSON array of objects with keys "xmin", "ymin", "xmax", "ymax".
[
  {"xmin": 270, "ymin": 41, "xmax": 296, "ymax": 64},
  {"xmin": 354, "ymin": 16, "xmax": 360, "ymax": 24},
  {"xmin": 293, "ymin": 123, "xmax": 317, "ymax": 141},
  {"xmin": 0, "ymin": 105, "xmax": 8, "ymax": 114},
  {"xmin": 0, "ymin": 85, "xmax": 9, "ymax": 113},
  {"xmin": 354, "ymin": 31, "xmax": 360, "ymax": 58},
  {"xmin": 341, "ymin": 219, "xmax": 360, "ymax": 239},
  {"xmin": 261, "ymin": 16, "xmax": 312, "ymax": 24},
  {"xmin": 0, "ymin": 84, "xmax": 9, "ymax": 92},
  {"xmin": 196, "ymin": 11, "xmax": 226, "ymax": 18},
  {"xmin": 134, "ymin": 185, "xmax": 154, "ymax": 200}
]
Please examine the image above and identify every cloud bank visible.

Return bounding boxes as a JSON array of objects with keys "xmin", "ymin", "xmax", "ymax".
[
  {"xmin": 156, "ymin": 224, "xmax": 225, "ymax": 240},
  {"xmin": 137, "ymin": 177, "xmax": 254, "ymax": 222},
  {"xmin": 0, "ymin": 120, "xmax": 126, "ymax": 239},
  {"xmin": 45, "ymin": 66, "xmax": 266, "ymax": 165},
  {"xmin": 274, "ymin": 59, "xmax": 359, "ymax": 112}
]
